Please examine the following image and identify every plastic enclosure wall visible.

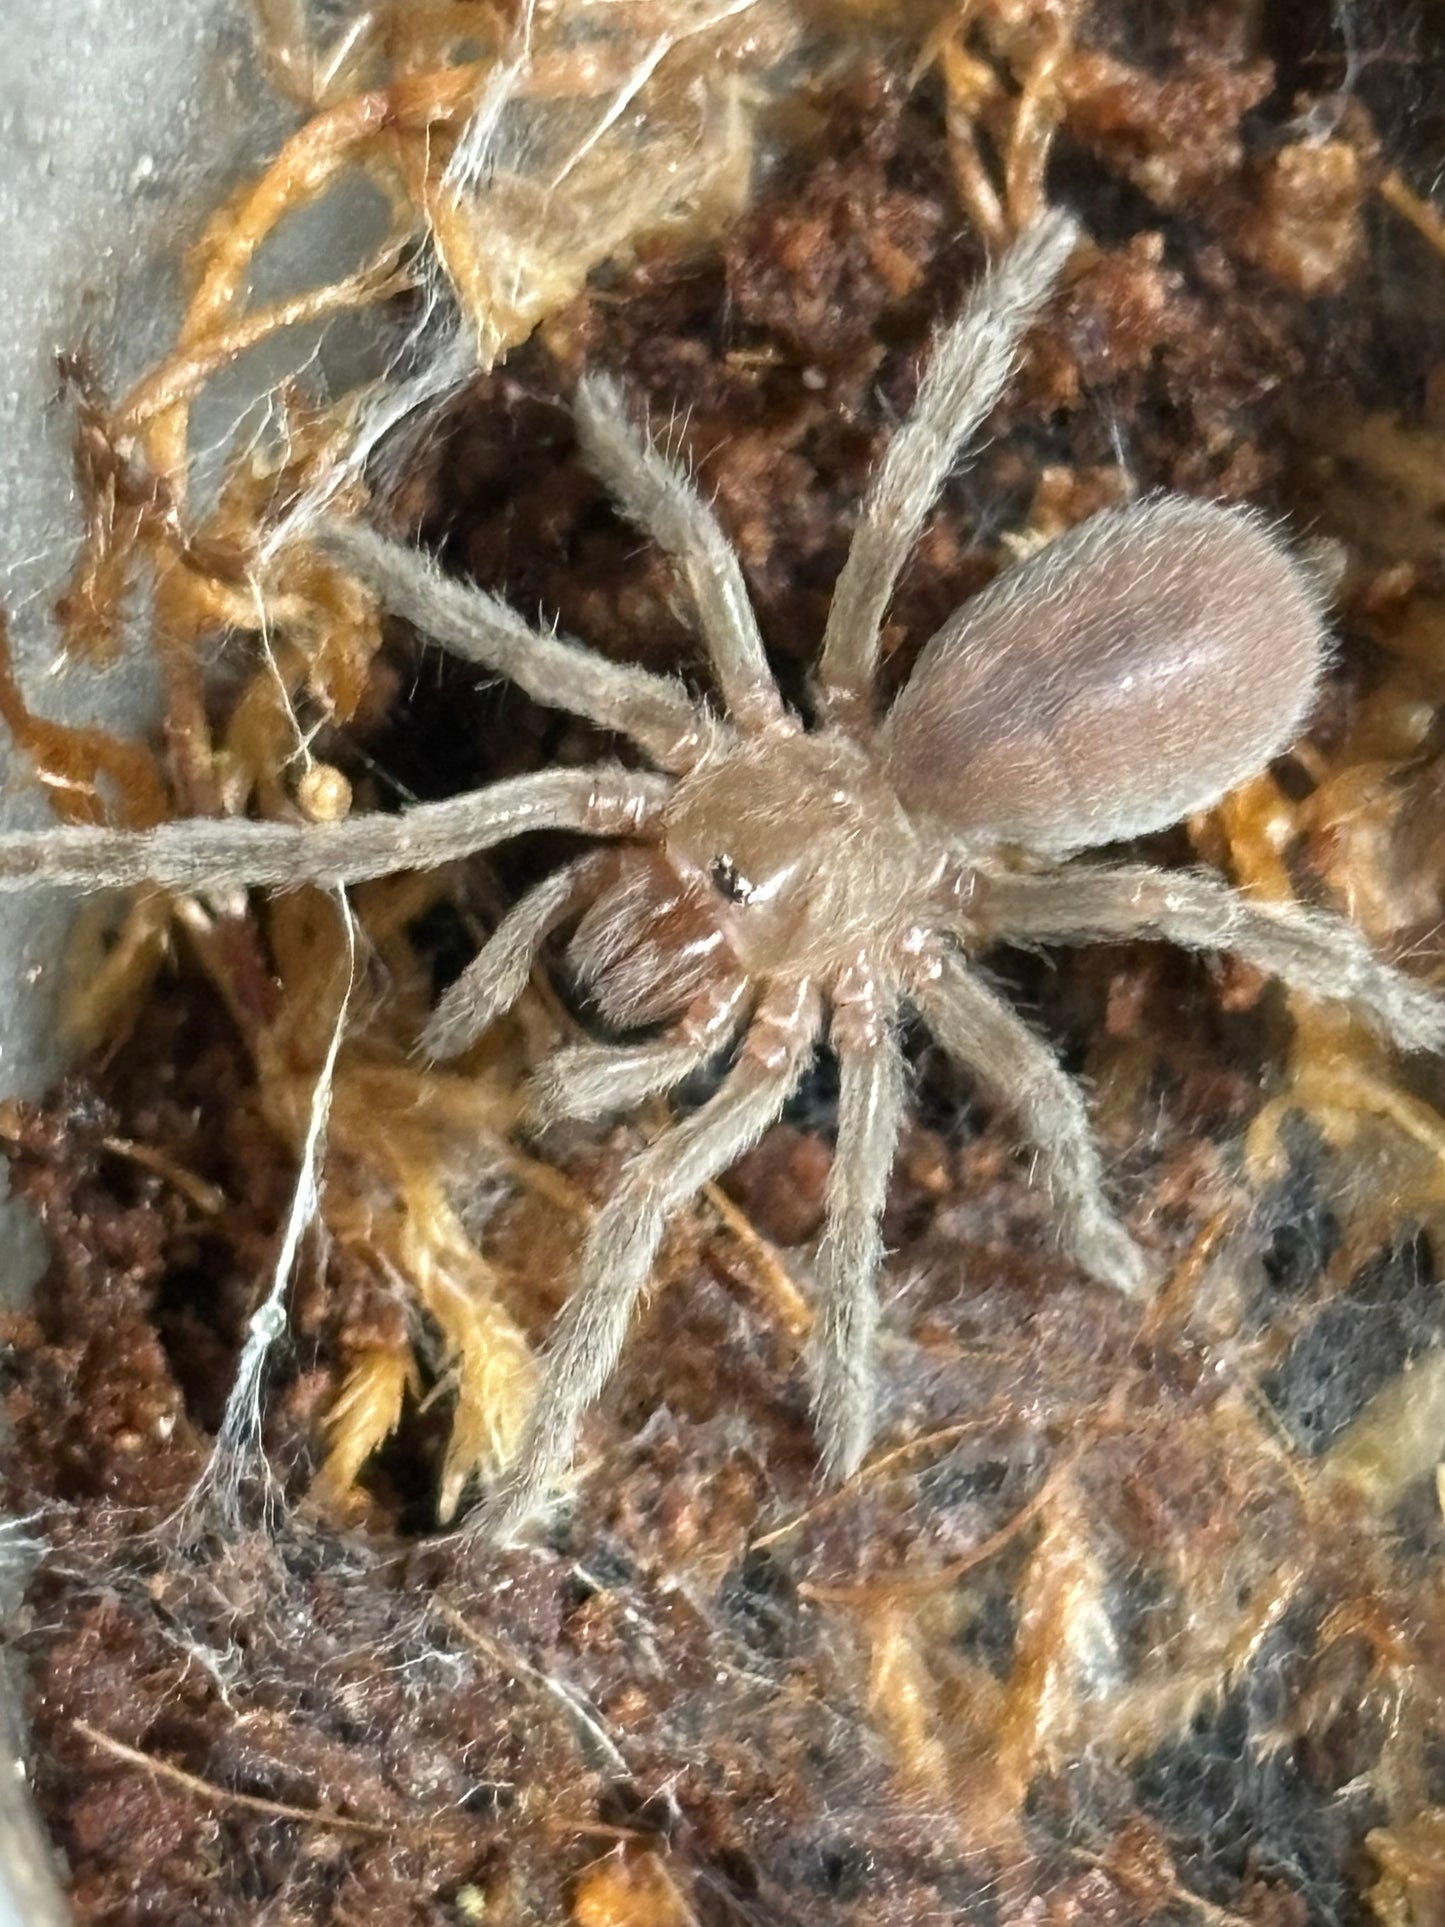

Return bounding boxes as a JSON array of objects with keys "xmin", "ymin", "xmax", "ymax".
[{"xmin": 1, "ymin": 4, "xmax": 302, "ymax": 1917}]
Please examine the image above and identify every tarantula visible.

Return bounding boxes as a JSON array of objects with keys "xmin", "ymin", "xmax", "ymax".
[{"xmin": 3, "ymin": 208, "xmax": 1440, "ymax": 1539}]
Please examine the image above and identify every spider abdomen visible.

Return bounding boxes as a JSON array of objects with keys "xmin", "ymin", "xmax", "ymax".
[{"xmin": 880, "ymin": 495, "xmax": 1327, "ymax": 857}]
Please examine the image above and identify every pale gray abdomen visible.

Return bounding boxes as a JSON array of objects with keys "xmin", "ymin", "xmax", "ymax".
[{"xmin": 880, "ymin": 496, "xmax": 1328, "ymax": 857}]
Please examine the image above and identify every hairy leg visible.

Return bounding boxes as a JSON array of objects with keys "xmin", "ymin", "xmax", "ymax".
[
  {"xmin": 0, "ymin": 766, "xmax": 670, "ymax": 894},
  {"xmin": 809, "ymin": 989, "xmax": 907, "ymax": 1483},
  {"xmin": 574, "ymin": 376, "xmax": 787, "ymax": 736},
  {"xmin": 911, "ymin": 945, "xmax": 1149, "ymax": 1296},
  {"xmin": 320, "ymin": 521, "xmax": 707, "ymax": 773},
  {"xmin": 480, "ymin": 977, "xmax": 821, "ymax": 1541},
  {"xmin": 818, "ymin": 208, "xmax": 1079, "ymax": 730},
  {"xmin": 984, "ymin": 863, "xmax": 1445, "ymax": 1054},
  {"xmin": 529, "ymin": 976, "xmax": 750, "ymax": 1123},
  {"xmin": 422, "ymin": 850, "xmax": 616, "ymax": 1062}
]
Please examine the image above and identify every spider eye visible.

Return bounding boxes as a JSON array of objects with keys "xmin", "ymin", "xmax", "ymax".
[{"xmin": 708, "ymin": 854, "xmax": 754, "ymax": 905}]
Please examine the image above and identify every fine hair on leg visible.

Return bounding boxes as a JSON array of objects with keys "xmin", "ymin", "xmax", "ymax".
[
  {"xmin": 422, "ymin": 850, "xmax": 615, "ymax": 1062},
  {"xmin": 808, "ymin": 1013, "xmax": 907, "ymax": 1483},
  {"xmin": 0, "ymin": 766, "xmax": 671, "ymax": 894},
  {"xmin": 573, "ymin": 374, "xmax": 786, "ymax": 735},
  {"xmin": 818, "ymin": 208, "xmax": 1080, "ymax": 727},
  {"xmin": 480, "ymin": 978, "xmax": 821, "ymax": 1541},
  {"xmin": 320, "ymin": 520, "xmax": 707, "ymax": 772},
  {"xmin": 912, "ymin": 946, "xmax": 1150, "ymax": 1296},
  {"xmin": 983, "ymin": 863, "xmax": 1445, "ymax": 1055},
  {"xmin": 529, "ymin": 978, "xmax": 750, "ymax": 1124}
]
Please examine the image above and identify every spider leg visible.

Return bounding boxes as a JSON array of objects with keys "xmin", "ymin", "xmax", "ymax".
[
  {"xmin": 574, "ymin": 375, "xmax": 787, "ymax": 736},
  {"xmin": 817, "ymin": 208, "xmax": 1079, "ymax": 731},
  {"xmin": 911, "ymin": 944, "xmax": 1150, "ymax": 1296},
  {"xmin": 984, "ymin": 863, "xmax": 1445, "ymax": 1055},
  {"xmin": 480, "ymin": 976, "xmax": 822, "ymax": 1541},
  {"xmin": 0, "ymin": 765, "xmax": 669, "ymax": 895},
  {"xmin": 321, "ymin": 522, "xmax": 707, "ymax": 773},
  {"xmin": 809, "ymin": 986, "xmax": 907, "ymax": 1483},
  {"xmin": 422, "ymin": 849, "xmax": 616, "ymax": 1062},
  {"xmin": 529, "ymin": 975, "xmax": 750, "ymax": 1123}
]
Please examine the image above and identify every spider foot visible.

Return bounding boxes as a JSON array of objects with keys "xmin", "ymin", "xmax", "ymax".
[
  {"xmin": 1068, "ymin": 1208, "xmax": 1153, "ymax": 1300},
  {"xmin": 474, "ymin": 1464, "xmax": 551, "ymax": 1547},
  {"xmin": 809, "ymin": 1348, "xmax": 876, "ymax": 1488},
  {"xmin": 1375, "ymin": 969, "xmax": 1445, "ymax": 1056}
]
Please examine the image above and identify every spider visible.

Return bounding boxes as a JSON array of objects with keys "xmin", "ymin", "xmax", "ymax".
[{"xmin": 3, "ymin": 208, "xmax": 1440, "ymax": 1541}]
